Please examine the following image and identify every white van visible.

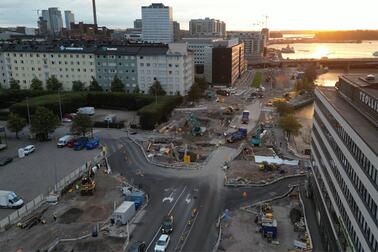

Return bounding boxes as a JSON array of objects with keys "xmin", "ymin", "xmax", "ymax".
[
  {"xmin": 77, "ymin": 107, "xmax": 95, "ymax": 116},
  {"xmin": 57, "ymin": 135, "xmax": 74, "ymax": 148},
  {"xmin": 0, "ymin": 191, "xmax": 24, "ymax": 209}
]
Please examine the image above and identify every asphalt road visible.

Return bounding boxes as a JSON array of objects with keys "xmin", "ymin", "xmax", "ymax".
[{"xmin": 106, "ymin": 136, "xmax": 304, "ymax": 252}]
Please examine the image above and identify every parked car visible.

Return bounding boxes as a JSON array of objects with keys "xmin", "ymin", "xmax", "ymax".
[
  {"xmin": 0, "ymin": 191, "xmax": 24, "ymax": 209},
  {"xmin": 66, "ymin": 138, "xmax": 76, "ymax": 148},
  {"xmin": 0, "ymin": 156, "xmax": 13, "ymax": 166},
  {"xmin": 161, "ymin": 215, "xmax": 174, "ymax": 234},
  {"xmin": 154, "ymin": 234, "xmax": 170, "ymax": 252},
  {"xmin": 57, "ymin": 135, "xmax": 74, "ymax": 148},
  {"xmin": 23, "ymin": 145, "xmax": 35, "ymax": 155},
  {"xmin": 85, "ymin": 137, "xmax": 100, "ymax": 150},
  {"xmin": 74, "ymin": 137, "xmax": 88, "ymax": 151},
  {"xmin": 128, "ymin": 241, "xmax": 146, "ymax": 252}
]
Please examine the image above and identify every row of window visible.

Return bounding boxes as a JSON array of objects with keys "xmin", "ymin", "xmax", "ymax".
[
  {"xmin": 313, "ymin": 127, "xmax": 378, "ymax": 252},
  {"xmin": 6, "ymin": 53, "xmax": 93, "ymax": 59},
  {"xmin": 312, "ymin": 141, "xmax": 370, "ymax": 252},
  {"xmin": 314, "ymin": 113, "xmax": 378, "ymax": 223},
  {"xmin": 12, "ymin": 60, "xmax": 93, "ymax": 66},
  {"xmin": 97, "ymin": 69, "xmax": 136, "ymax": 73},
  {"xmin": 316, "ymin": 99, "xmax": 377, "ymax": 187}
]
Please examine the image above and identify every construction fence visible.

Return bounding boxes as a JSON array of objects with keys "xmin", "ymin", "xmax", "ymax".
[{"xmin": 0, "ymin": 153, "xmax": 104, "ymax": 232}]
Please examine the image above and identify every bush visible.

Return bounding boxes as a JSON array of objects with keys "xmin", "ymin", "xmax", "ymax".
[
  {"xmin": 10, "ymin": 92, "xmax": 87, "ymax": 118},
  {"xmin": 87, "ymin": 92, "xmax": 154, "ymax": 110},
  {"xmin": 138, "ymin": 96, "xmax": 183, "ymax": 130},
  {"xmin": 0, "ymin": 90, "xmax": 54, "ymax": 109}
]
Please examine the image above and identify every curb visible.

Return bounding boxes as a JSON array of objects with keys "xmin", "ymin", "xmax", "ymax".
[{"xmin": 224, "ymin": 173, "xmax": 306, "ymax": 188}]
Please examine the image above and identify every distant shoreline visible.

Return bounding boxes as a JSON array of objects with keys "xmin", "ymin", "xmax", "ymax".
[{"xmin": 268, "ymin": 39, "xmax": 376, "ymax": 45}]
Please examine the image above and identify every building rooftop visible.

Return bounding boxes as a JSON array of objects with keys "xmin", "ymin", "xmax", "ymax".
[
  {"xmin": 340, "ymin": 74, "xmax": 378, "ymax": 99},
  {"xmin": 317, "ymin": 86, "xmax": 378, "ymax": 155},
  {"xmin": 0, "ymin": 41, "xmax": 170, "ymax": 56}
]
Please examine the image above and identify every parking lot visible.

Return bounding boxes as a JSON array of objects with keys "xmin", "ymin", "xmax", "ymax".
[{"xmin": 0, "ymin": 124, "xmax": 101, "ymax": 219}]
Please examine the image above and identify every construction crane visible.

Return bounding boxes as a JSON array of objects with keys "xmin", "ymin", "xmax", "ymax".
[{"xmin": 263, "ymin": 15, "xmax": 269, "ymax": 28}]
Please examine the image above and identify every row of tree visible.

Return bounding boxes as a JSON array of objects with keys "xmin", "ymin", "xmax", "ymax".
[
  {"xmin": 6, "ymin": 75, "xmax": 170, "ymax": 96},
  {"xmin": 7, "ymin": 107, "xmax": 93, "ymax": 141}
]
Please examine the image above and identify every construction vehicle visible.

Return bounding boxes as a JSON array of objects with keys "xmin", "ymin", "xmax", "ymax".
[
  {"xmin": 227, "ymin": 128, "xmax": 247, "ymax": 143},
  {"xmin": 223, "ymin": 106, "xmax": 234, "ymax": 115},
  {"xmin": 80, "ymin": 167, "xmax": 96, "ymax": 195},
  {"xmin": 187, "ymin": 114, "xmax": 206, "ymax": 136},
  {"xmin": 241, "ymin": 110, "xmax": 250, "ymax": 124},
  {"xmin": 250, "ymin": 124, "xmax": 266, "ymax": 146}
]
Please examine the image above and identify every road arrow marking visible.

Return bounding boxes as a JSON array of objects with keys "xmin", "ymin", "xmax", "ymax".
[
  {"xmin": 185, "ymin": 193, "xmax": 191, "ymax": 204},
  {"xmin": 162, "ymin": 192, "xmax": 174, "ymax": 203}
]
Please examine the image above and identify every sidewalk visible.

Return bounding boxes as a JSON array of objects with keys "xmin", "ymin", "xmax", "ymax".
[{"xmin": 299, "ymin": 187, "xmax": 325, "ymax": 252}]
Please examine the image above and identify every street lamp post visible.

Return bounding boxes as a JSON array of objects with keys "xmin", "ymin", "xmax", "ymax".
[
  {"xmin": 58, "ymin": 89, "xmax": 63, "ymax": 123},
  {"xmin": 26, "ymin": 96, "xmax": 31, "ymax": 125}
]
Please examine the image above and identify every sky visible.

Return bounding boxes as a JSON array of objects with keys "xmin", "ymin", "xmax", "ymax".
[{"xmin": 0, "ymin": 0, "xmax": 377, "ymax": 31}]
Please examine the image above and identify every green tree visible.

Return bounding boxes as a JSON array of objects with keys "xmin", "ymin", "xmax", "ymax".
[
  {"xmin": 133, "ymin": 86, "xmax": 140, "ymax": 94},
  {"xmin": 72, "ymin": 80, "xmax": 85, "ymax": 91},
  {"xmin": 187, "ymin": 82, "xmax": 202, "ymax": 101},
  {"xmin": 110, "ymin": 75, "xmax": 125, "ymax": 92},
  {"xmin": 88, "ymin": 77, "xmax": 103, "ymax": 92},
  {"xmin": 195, "ymin": 78, "xmax": 209, "ymax": 91},
  {"xmin": 30, "ymin": 77, "xmax": 44, "ymax": 91},
  {"xmin": 304, "ymin": 64, "xmax": 317, "ymax": 82},
  {"xmin": 278, "ymin": 114, "xmax": 302, "ymax": 139},
  {"xmin": 9, "ymin": 78, "xmax": 20, "ymax": 90},
  {"xmin": 7, "ymin": 113, "xmax": 26, "ymax": 139},
  {"xmin": 30, "ymin": 107, "xmax": 59, "ymax": 141},
  {"xmin": 273, "ymin": 101, "xmax": 294, "ymax": 116},
  {"xmin": 71, "ymin": 114, "xmax": 93, "ymax": 137},
  {"xmin": 149, "ymin": 80, "xmax": 166, "ymax": 96},
  {"xmin": 46, "ymin": 75, "xmax": 63, "ymax": 91}
]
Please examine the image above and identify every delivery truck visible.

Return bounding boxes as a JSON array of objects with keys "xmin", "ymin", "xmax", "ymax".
[{"xmin": 0, "ymin": 190, "xmax": 24, "ymax": 209}]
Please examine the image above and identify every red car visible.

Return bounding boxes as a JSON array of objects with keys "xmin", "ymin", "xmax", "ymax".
[{"xmin": 66, "ymin": 139, "xmax": 75, "ymax": 148}]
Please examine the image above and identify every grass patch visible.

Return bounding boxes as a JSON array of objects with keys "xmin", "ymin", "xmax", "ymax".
[{"xmin": 251, "ymin": 71, "xmax": 262, "ymax": 88}]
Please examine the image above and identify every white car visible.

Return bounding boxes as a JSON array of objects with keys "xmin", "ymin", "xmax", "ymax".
[
  {"xmin": 154, "ymin": 234, "xmax": 170, "ymax": 252},
  {"xmin": 23, "ymin": 145, "xmax": 35, "ymax": 155}
]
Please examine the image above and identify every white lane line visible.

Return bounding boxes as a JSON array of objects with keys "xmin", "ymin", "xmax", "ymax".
[
  {"xmin": 146, "ymin": 186, "xmax": 187, "ymax": 251},
  {"xmin": 168, "ymin": 186, "xmax": 187, "ymax": 215},
  {"xmin": 162, "ymin": 192, "xmax": 174, "ymax": 203}
]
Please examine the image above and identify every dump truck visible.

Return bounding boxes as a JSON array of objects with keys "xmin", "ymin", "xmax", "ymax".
[
  {"xmin": 241, "ymin": 110, "xmax": 250, "ymax": 124},
  {"xmin": 227, "ymin": 128, "xmax": 247, "ymax": 143}
]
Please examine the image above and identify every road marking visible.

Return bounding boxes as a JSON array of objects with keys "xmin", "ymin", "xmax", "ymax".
[
  {"xmin": 146, "ymin": 186, "xmax": 187, "ymax": 251},
  {"xmin": 168, "ymin": 186, "xmax": 186, "ymax": 215},
  {"xmin": 162, "ymin": 192, "xmax": 174, "ymax": 203},
  {"xmin": 185, "ymin": 193, "xmax": 191, "ymax": 204}
]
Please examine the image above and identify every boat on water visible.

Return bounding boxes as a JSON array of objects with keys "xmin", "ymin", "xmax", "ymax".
[
  {"xmin": 373, "ymin": 51, "xmax": 378, "ymax": 57},
  {"xmin": 281, "ymin": 45, "xmax": 295, "ymax": 53}
]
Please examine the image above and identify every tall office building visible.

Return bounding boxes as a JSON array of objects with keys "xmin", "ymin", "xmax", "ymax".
[
  {"xmin": 134, "ymin": 19, "xmax": 142, "ymax": 29},
  {"xmin": 227, "ymin": 31, "xmax": 266, "ymax": 60},
  {"xmin": 309, "ymin": 74, "xmax": 378, "ymax": 252},
  {"xmin": 189, "ymin": 18, "xmax": 226, "ymax": 37},
  {"xmin": 40, "ymin": 8, "xmax": 63, "ymax": 35},
  {"xmin": 173, "ymin": 21, "xmax": 180, "ymax": 42},
  {"xmin": 141, "ymin": 3, "xmax": 173, "ymax": 44},
  {"xmin": 64, "ymin": 11, "xmax": 75, "ymax": 29}
]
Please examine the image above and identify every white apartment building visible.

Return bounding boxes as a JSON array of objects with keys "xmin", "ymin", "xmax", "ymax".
[
  {"xmin": 0, "ymin": 52, "xmax": 9, "ymax": 88},
  {"xmin": 310, "ymin": 75, "xmax": 378, "ymax": 252},
  {"xmin": 141, "ymin": 3, "xmax": 173, "ymax": 44},
  {"xmin": 2, "ymin": 46, "xmax": 96, "ymax": 90},
  {"xmin": 137, "ymin": 43, "xmax": 194, "ymax": 96}
]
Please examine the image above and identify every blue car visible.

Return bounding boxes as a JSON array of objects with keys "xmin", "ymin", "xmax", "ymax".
[
  {"xmin": 74, "ymin": 137, "xmax": 88, "ymax": 151},
  {"xmin": 86, "ymin": 138, "xmax": 100, "ymax": 150}
]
